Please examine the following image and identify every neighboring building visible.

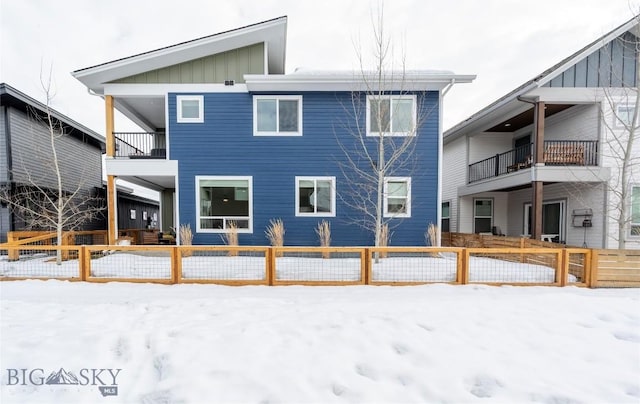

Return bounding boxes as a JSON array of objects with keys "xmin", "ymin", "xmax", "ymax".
[
  {"xmin": 117, "ymin": 191, "xmax": 160, "ymax": 231},
  {"xmin": 443, "ymin": 17, "xmax": 639, "ymax": 249},
  {"xmin": 0, "ymin": 83, "xmax": 106, "ymax": 242},
  {"xmin": 72, "ymin": 16, "xmax": 474, "ymax": 246}
]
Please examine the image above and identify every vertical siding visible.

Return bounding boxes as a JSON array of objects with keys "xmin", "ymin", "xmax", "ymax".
[
  {"xmin": 170, "ymin": 91, "xmax": 440, "ymax": 246},
  {"xmin": 117, "ymin": 197, "xmax": 160, "ymax": 231},
  {"xmin": 0, "ymin": 206, "xmax": 10, "ymax": 243},
  {"xmin": 112, "ymin": 43, "xmax": 265, "ymax": 84},
  {"xmin": 442, "ymin": 136, "xmax": 467, "ymax": 232},
  {"xmin": 545, "ymin": 32, "xmax": 638, "ymax": 88},
  {"xmin": 9, "ymin": 107, "xmax": 103, "ymax": 194}
]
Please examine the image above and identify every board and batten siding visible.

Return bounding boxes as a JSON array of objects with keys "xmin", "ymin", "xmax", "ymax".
[
  {"xmin": 112, "ymin": 43, "xmax": 265, "ymax": 85},
  {"xmin": 442, "ymin": 136, "xmax": 467, "ymax": 232},
  {"xmin": 169, "ymin": 91, "xmax": 440, "ymax": 246},
  {"xmin": 8, "ymin": 107, "xmax": 102, "ymax": 194},
  {"xmin": 545, "ymin": 32, "xmax": 638, "ymax": 88}
]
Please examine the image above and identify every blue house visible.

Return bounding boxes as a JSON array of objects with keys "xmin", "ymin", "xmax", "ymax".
[{"xmin": 73, "ymin": 17, "xmax": 474, "ymax": 246}]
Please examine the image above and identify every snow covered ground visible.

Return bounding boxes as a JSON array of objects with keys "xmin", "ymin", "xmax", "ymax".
[{"xmin": 1, "ymin": 280, "xmax": 638, "ymax": 403}]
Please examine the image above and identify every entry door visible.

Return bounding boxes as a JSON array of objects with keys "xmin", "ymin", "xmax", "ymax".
[{"xmin": 524, "ymin": 200, "xmax": 566, "ymax": 242}]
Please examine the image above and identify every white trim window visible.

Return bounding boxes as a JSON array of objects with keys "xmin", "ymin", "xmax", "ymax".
[
  {"xmin": 631, "ymin": 186, "xmax": 640, "ymax": 236},
  {"xmin": 177, "ymin": 95, "xmax": 204, "ymax": 123},
  {"xmin": 367, "ymin": 95, "xmax": 416, "ymax": 136},
  {"xmin": 196, "ymin": 176, "xmax": 252, "ymax": 233},
  {"xmin": 523, "ymin": 199, "xmax": 566, "ymax": 242},
  {"xmin": 384, "ymin": 177, "xmax": 411, "ymax": 218},
  {"xmin": 441, "ymin": 201, "xmax": 450, "ymax": 232},
  {"xmin": 474, "ymin": 198, "xmax": 493, "ymax": 233},
  {"xmin": 615, "ymin": 104, "xmax": 635, "ymax": 127},
  {"xmin": 295, "ymin": 177, "xmax": 336, "ymax": 216},
  {"xmin": 254, "ymin": 95, "xmax": 302, "ymax": 136}
]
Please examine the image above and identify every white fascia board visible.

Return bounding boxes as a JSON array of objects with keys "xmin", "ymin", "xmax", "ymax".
[
  {"xmin": 244, "ymin": 73, "xmax": 476, "ymax": 92},
  {"xmin": 526, "ymin": 87, "xmax": 601, "ymax": 103},
  {"xmin": 106, "ymin": 159, "xmax": 178, "ymax": 177},
  {"xmin": 103, "ymin": 83, "xmax": 249, "ymax": 96}
]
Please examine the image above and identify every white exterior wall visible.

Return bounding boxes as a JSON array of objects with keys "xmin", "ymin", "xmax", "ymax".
[
  {"xmin": 442, "ymin": 136, "xmax": 467, "ymax": 232},
  {"xmin": 458, "ymin": 192, "xmax": 508, "ymax": 234},
  {"xmin": 599, "ymin": 92, "xmax": 640, "ymax": 249},
  {"xmin": 468, "ymin": 133, "xmax": 512, "ymax": 163},
  {"xmin": 507, "ymin": 183, "xmax": 606, "ymax": 247},
  {"xmin": 544, "ymin": 104, "xmax": 599, "ymax": 141}
]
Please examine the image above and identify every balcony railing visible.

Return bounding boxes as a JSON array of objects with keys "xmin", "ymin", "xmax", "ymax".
[
  {"xmin": 468, "ymin": 140, "xmax": 598, "ymax": 183},
  {"xmin": 113, "ymin": 132, "xmax": 166, "ymax": 159}
]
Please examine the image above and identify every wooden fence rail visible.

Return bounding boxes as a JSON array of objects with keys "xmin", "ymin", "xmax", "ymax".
[{"xmin": 1, "ymin": 245, "xmax": 619, "ymax": 287}]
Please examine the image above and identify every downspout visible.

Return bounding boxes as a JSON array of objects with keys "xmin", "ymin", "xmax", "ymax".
[{"xmin": 437, "ymin": 79, "xmax": 455, "ymax": 246}]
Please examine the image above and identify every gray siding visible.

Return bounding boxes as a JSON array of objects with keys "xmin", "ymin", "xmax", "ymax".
[
  {"xmin": 0, "ymin": 106, "xmax": 7, "ymax": 184},
  {"xmin": 545, "ymin": 32, "xmax": 638, "ymax": 88},
  {"xmin": 112, "ymin": 43, "xmax": 265, "ymax": 84},
  {"xmin": 0, "ymin": 206, "xmax": 10, "ymax": 243},
  {"xmin": 8, "ymin": 107, "xmax": 102, "ymax": 194}
]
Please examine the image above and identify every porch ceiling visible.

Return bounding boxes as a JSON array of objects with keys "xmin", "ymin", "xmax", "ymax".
[{"xmin": 485, "ymin": 104, "xmax": 573, "ymax": 132}]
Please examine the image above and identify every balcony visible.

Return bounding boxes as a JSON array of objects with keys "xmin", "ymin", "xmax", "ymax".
[
  {"xmin": 114, "ymin": 132, "xmax": 166, "ymax": 159},
  {"xmin": 468, "ymin": 140, "xmax": 598, "ymax": 183}
]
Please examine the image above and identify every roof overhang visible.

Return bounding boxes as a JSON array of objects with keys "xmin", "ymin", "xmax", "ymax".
[
  {"xmin": 244, "ymin": 71, "xmax": 476, "ymax": 92},
  {"xmin": 72, "ymin": 17, "xmax": 288, "ymax": 94},
  {"xmin": 444, "ymin": 15, "xmax": 639, "ymax": 142}
]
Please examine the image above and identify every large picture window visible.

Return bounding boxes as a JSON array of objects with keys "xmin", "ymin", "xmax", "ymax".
[
  {"xmin": 296, "ymin": 177, "xmax": 335, "ymax": 216},
  {"xmin": 196, "ymin": 176, "xmax": 252, "ymax": 233},
  {"xmin": 474, "ymin": 198, "xmax": 493, "ymax": 233},
  {"xmin": 367, "ymin": 95, "xmax": 416, "ymax": 136},
  {"xmin": 632, "ymin": 186, "xmax": 640, "ymax": 236},
  {"xmin": 177, "ymin": 95, "xmax": 204, "ymax": 123},
  {"xmin": 254, "ymin": 95, "xmax": 302, "ymax": 136},
  {"xmin": 384, "ymin": 177, "xmax": 411, "ymax": 218}
]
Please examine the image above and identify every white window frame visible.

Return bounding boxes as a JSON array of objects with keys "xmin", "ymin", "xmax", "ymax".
[
  {"xmin": 615, "ymin": 104, "xmax": 635, "ymax": 128},
  {"xmin": 441, "ymin": 201, "xmax": 451, "ymax": 232},
  {"xmin": 523, "ymin": 199, "xmax": 566, "ymax": 241},
  {"xmin": 253, "ymin": 95, "xmax": 303, "ymax": 136},
  {"xmin": 177, "ymin": 95, "xmax": 204, "ymax": 123},
  {"xmin": 295, "ymin": 176, "xmax": 336, "ymax": 217},
  {"xmin": 195, "ymin": 175, "xmax": 253, "ymax": 233},
  {"xmin": 383, "ymin": 177, "xmax": 411, "ymax": 218},
  {"xmin": 473, "ymin": 198, "xmax": 493, "ymax": 234},
  {"xmin": 366, "ymin": 95, "xmax": 417, "ymax": 137},
  {"xmin": 631, "ymin": 185, "xmax": 640, "ymax": 237}
]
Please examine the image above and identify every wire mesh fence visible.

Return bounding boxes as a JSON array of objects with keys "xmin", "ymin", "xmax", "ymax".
[
  {"xmin": 85, "ymin": 246, "xmax": 173, "ymax": 282},
  {"xmin": 178, "ymin": 246, "xmax": 269, "ymax": 284},
  {"xmin": 369, "ymin": 247, "xmax": 463, "ymax": 284},
  {"xmin": 272, "ymin": 248, "xmax": 365, "ymax": 285},
  {"xmin": 465, "ymin": 248, "xmax": 562, "ymax": 285},
  {"xmin": 565, "ymin": 249, "xmax": 591, "ymax": 285},
  {"xmin": 0, "ymin": 246, "xmax": 82, "ymax": 279}
]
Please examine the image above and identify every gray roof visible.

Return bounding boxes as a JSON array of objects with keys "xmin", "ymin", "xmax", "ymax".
[{"xmin": 0, "ymin": 82, "xmax": 105, "ymax": 148}]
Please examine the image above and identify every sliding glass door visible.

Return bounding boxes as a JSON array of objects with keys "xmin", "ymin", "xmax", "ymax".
[{"xmin": 523, "ymin": 200, "xmax": 566, "ymax": 242}]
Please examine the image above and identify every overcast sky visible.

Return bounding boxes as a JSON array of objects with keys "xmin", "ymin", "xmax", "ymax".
[{"xmin": 0, "ymin": 0, "xmax": 634, "ymax": 133}]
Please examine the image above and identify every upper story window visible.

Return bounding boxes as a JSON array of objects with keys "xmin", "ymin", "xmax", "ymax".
[
  {"xmin": 254, "ymin": 95, "xmax": 302, "ymax": 136},
  {"xmin": 615, "ymin": 104, "xmax": 635, "ymax": 127},
  {"xmin": 384, "ymin": 177, "xmax": 411, "ymax": 218},
  {"xmin": 367, "ymin": 95, "xmax": 416, "ymax": 136},
  {"xmin": 295, "ymin": 176, "xmax": 336, "ymax": 217},
  {"xmin": 177, "ymin": 95, "xmax": 204, "ymax": 123}
]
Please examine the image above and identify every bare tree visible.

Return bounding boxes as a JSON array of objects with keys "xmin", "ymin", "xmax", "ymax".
[
  {"xmin": 0, "ymin": 70, "xmax": 105, "ymax": 263},
  {"xmin": 337, "ymin": 4, "xmax": 433, "ymax": 249},
  {"xmin": 593, "ymin": 17, "xmax": 639, "ymax": 249}
]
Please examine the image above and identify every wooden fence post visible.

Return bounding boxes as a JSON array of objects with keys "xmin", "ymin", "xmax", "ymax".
[
  {"xmin": 79, "ymin": 246, "xmax": 86, "ymax": 281},
  {"xmin": 172, "ymin": 247, "xmax": 182, "ymax": 284},
  {"xmin": 364, "ymin": 248, "xmax": 370, "ymax": 285},
  {"xmin": 589, "ymin": 250, "xmax": 599, "ymax": 288},
  {"xmin": 559, "ymin": 249, "xmax": 568, "ymax": 287},
  {"xmin": 462, "ymin": 248, "xmax": 469, "ymax": 284},
  {"xmin": 7, "ymin": 232, "xmax": 19, "ymax": 261},
  {"xmin": 83, "ymin": 246, "xmax": 92, "ymax": 281},
  {"xmin": 268, "ymin": 248, "xmax": 275, "ymax": 286}
]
